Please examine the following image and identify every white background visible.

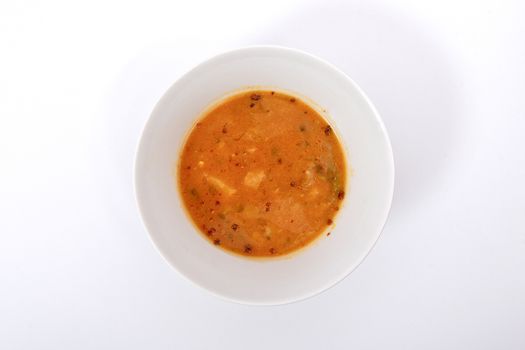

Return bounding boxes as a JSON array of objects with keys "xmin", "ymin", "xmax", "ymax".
[{"xmin": 1, "ymin": 0, "xmax": 524, "ymax": 349}]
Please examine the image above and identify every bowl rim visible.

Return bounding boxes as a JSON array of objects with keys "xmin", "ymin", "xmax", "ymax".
[{"xmin": 133, "ymin": 45, "xmax": 395, "ymax": 305}]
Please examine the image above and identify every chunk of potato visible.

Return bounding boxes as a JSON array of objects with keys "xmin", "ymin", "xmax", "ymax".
[
  {"xmin": 244, "ymin": 170, "xmax": 266, "ymax": 189},
  {"xmin": 204, "ymin": 174, "xmax": 237, "ymax": 196}
]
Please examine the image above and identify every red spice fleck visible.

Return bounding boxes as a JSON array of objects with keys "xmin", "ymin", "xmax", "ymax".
[
  {"xmin": 213, "ymin": 239, "xmax": 221, "ymax": 245},
  {"xmin": 334, "ymin": 206, "xmax": 339, "ymax": 211},
  {"xmin": 265, "ymin": 202, "xmax": 271, "ymax": 212},
  {"xmin": 327, "ymin": 218, "xmax": 333, "ymax": 225},
  {"xmin": 249, "ymin": 103, "xmax": 255, "ymax": 108},
  {"xmin": 222, "ymin": 124, "xmax": 227, "ymax": 133},
  {"xmin": 290, "ymin": 97, "xmax": 296, "ymax": 102},
  {"xmin": 277, "ymin": 158, "xmax": 282, "ymax": 164},
  {"xmin": 324, "ymin": 125, "xmax": 332, "ymax": 135},
  {"xmin": 186, "ymin": 166, "xmax": 191, "ymax": 170},
  {"xmin": 269, "ymin": 248, "xmax": 276, "ymax": 254},
  {"xmin": 215, "ymin": 200, "xmax": 221, "ymax": 206},
  {"xmin": 244, "ymin": 244, "xmax": 252, "ymax": 253},
  {"xmin": 337, "ymin": 190, "xmax": 345, "ymax": 200},
  {"xmin": 250, "ymin": 94, "xmax": 261, "ymax": 101},
  {"xmin": 231, "ymin": 223, "xmax": 238, "ymax": 231},
  {"xmin": 207, "ymin": 227, "xmax": 216, "ymax": 236},
  {"xmin": 326, "ymin": 232, "xmax": 331, "ymax": 236},
  {"xmin": 271, "ymin": 91, "xmax": 275, "ymax": 95},
  {"xmin": 290, "ymin": 181, "xmax": 296, "ymax": 187}
]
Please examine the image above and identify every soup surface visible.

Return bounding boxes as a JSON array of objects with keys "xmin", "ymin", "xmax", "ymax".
[{"xmin": 179, "ymin": 90, "xmax": 346, "ymax": 257}]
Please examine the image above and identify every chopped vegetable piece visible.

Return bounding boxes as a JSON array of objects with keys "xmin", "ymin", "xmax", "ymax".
[
  {"xmin": 244, "ymin": 170, "xmax": 266, "ymax": 189},
  {"xmin": 204, "ymin": 174, "xmax": 237, "ymax": 196}
]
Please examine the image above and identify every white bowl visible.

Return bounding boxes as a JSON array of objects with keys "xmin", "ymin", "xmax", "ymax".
[{"xmin": 134, "ymin": 46, "xmax": 394, "ymax": 305}]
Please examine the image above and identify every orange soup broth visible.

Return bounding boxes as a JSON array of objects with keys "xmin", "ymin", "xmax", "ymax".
[{"xmin": 178, "ymin": 90, "xmax": 346, "ymax": 257}]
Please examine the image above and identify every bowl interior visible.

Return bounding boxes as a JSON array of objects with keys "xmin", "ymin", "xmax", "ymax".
[{"xmin": 135, "ymin": 47, "xmax": 394, "ymax": 305}]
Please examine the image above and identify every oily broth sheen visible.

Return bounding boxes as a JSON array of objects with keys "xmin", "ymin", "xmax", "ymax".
[{"xmin": 178, "ymin": 90, "xmax": 346, "ymax": 257}]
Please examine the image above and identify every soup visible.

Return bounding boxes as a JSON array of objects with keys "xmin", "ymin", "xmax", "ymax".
[{"xmin": 178, "ymin": 90, "xmax": 346, "ymax": 257}]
